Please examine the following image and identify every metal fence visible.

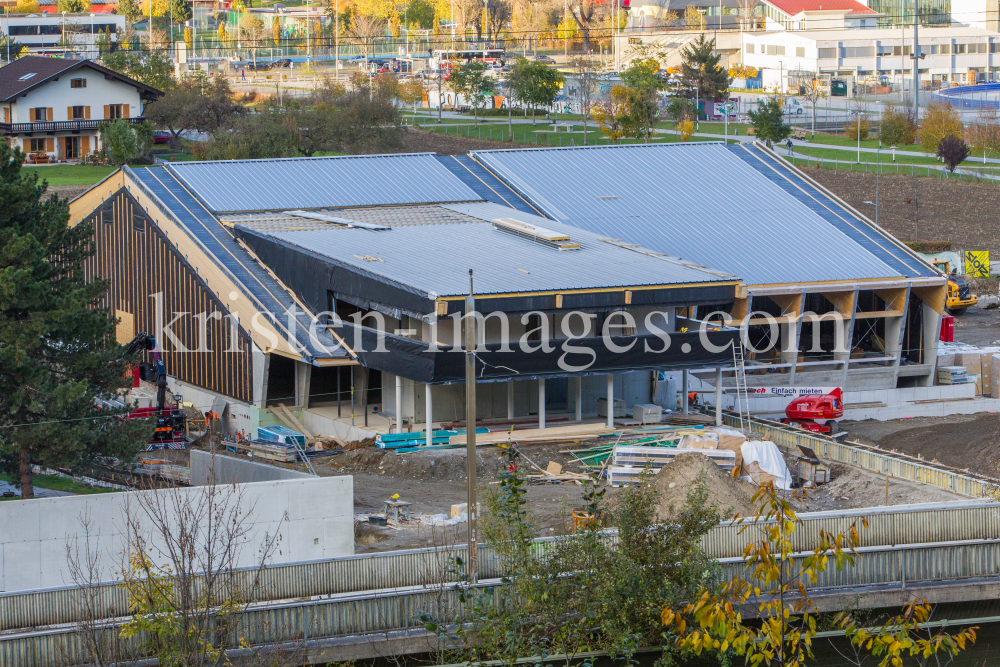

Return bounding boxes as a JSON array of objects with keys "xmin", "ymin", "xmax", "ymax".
[
  {"xmin": 7, "ymin": 538, "xmax": 1000, "ymax": 667},
  {"xmin": 723, "ymin": 414, "xmax": 1000, "ymax": 499}
]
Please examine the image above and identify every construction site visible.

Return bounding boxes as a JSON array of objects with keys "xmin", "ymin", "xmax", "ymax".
[{"xmin": 11, "ymin": 140, "xmax": 1000, "ymax": 665}]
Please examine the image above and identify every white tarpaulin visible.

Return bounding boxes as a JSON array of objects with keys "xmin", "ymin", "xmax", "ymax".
[{"xmin": 741, "ymin": 440, "xmax": 794, "ymax": 490}]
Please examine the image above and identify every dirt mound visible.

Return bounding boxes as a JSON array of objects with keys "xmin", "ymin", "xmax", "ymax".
[
  {"xmin": 318, "ymin": 447, "xmax": 504, "ymax": 480},
  {"xmin": 651, "ymin": 452, "xmax": 757, "ymax": 522},
  {"xmin": 819, "ymin": 463, "xmax": 961, "ymax": 508}
]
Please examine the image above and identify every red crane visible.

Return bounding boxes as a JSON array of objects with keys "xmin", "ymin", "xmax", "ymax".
[
  {"xmin": 124, "ymin": 333, "xmax": 188, "ymax": 449},
  {"xmin": 782, "ymin": 388, "xmax": 843, "ymax": 435}
]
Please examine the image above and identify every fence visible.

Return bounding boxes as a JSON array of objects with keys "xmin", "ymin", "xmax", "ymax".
[
  {"xmin": 7, "ymin": 537, "xmax": 1000, "ymax": 667},
  {"xmin": 723, "ymin": 414, "xmax": 1000, "ymax": 498},
  {"xmin": 784, "ymin": 154, "xmax": 1000, "ymax": 183}
]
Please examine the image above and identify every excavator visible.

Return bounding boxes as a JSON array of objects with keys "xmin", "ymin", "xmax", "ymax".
[
  {"xmin": 124, "ymin": 333, "xmax": 188, "ymax": 449},
  {"xmin": 933, "ymin": 260, "xmax": 978, "ymax": 316}
]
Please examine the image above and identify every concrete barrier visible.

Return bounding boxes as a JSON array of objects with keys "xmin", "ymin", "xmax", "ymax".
[{"xmin": 189, "ymin": 449, "xmax": 313, "ymax": 486}]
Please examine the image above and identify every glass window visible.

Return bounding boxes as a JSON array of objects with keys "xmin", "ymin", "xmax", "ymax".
[
  {"xmin": 70, "ymin": 106, "xmax": 84, "ymax": 119},
  {"xmin": 70, "ymin": 78, "xmax": 86, "ymax": 88},
  {"xmin": 32, "ymin": 107, "xmax": 46, "ymax": 121},
  {"xmin": 29, "ymin": 138, "xmax": 45, "ymax": 152},
  {"xmin": 818, "ymin": 47, "xmax": 837, "ymax": 58},
  {"xmin": 940, "ymin": 43, "xmax": 950, "ymax": 53},
  {"xmin": 108, "ymin": 104, "xmax": 125, "ymax": 119},
  {"xmin": 745, "ymin": 43, "xmax": 754, "ymax": 53},
  {"xmin": 956, "ymin": 43, "xmax": 967, "ymax": 53},
  {"xmin": 39, "ymin": 24, "xmax": 61, "ymax": 35},
  {"xmin": 796, "ymin": 46, "xmax": 805, "ymax": 57}
]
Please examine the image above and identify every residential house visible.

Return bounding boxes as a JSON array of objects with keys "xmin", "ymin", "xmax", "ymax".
[{"xmin": 0, "ymin": 55, "xmax": 161, "ymax": 161}]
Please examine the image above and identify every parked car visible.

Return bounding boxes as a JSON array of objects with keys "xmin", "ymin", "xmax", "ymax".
[
  {"xmin": 272, "ymin": 58, "xmax": 292, "ymax": 68},
  {"xmin": 246, "ymin": 61, "xmax": 271, "ymax": 71},
  {"xmin": 153, "ymin": 130, "xmax": 172, "ymax": 145},
  {"xmin": 532, "ymin": 55, "xmax": 556, "ymax": 64}
]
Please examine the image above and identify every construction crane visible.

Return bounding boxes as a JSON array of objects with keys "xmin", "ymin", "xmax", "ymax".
[{"xmin": 124, "ymin": 333, "xmax": 188, "ymax": 449}]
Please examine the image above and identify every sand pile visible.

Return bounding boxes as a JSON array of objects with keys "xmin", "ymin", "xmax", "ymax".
[
  {"xmin": 651, "ymin": 452, "xmax": 757, "ymax": 522},
  {"xmin": 819, "ymin": 463, "xmax": 960, "ymax": 508}
]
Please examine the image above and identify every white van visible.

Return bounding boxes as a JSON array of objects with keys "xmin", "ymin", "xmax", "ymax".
[{"xmin": 757, "ymin": 96, "xmax": 805, "ymax": 115}]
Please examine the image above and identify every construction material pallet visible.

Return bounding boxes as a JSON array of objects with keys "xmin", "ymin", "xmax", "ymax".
[
  {"xmin": 613, "ymin": 446, "xmax": 735, "ymax": 468},
  {"xmin": 607, "ymin": 448, "xmax": 736, "ymax": 486}
]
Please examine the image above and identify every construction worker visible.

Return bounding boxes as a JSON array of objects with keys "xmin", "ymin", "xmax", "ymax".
[{"xmin": 688, "ymin": 392, "xmax": 699, "ymax": 409}]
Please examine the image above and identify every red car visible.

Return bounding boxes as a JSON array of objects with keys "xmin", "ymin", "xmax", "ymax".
[{"xmin": 153, "ymin": 130, "xmax": 172, "ymax": 145}]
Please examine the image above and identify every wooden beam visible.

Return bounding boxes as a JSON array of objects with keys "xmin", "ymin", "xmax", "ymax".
[{"xmin": 853, "ymin": 310, "xmax": 904, "ymax": 319}]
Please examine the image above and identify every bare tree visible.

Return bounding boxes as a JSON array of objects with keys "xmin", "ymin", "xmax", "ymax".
[
  {"xmin": 801, "ymin": 76, "xmax": 827, "ymax": 137},
  {"xmin": 349, "ymin": 14, "xmax": 386, "ymax": 62},
  {"xmin": 738, "ymin": 0, "xmax": 760, "ymax": 31},
  {"xmin": 240, "ymin": 14, "xmax": 268, "ymax": 71},
  {"xmin": 570, "ymin": 56, "xmax": 599, "ymax": 144}
]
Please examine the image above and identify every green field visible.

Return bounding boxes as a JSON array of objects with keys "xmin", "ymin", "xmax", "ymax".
[
  {"xmin": 783, "ymin": 154, "xmax": 1000, "ymax": 183},
  {"xmin": 0, "ymin": 472, "xmax": 117, "ymax": 497},
  {"xmin": 789, "ymin": 144, "xmax": 996, "ymax": 169},
  {"xmin": 23, "ymin": 165, "xmax": 119, "ymax": 187}
]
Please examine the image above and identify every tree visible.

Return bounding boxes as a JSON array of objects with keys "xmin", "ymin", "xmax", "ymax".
[
  {"xmin": 348, "ymin": 14, "xmax": 385, "ymax": 61},
  {"xmin": 593, "ymin": 84, "xmax": 631, "ymax": 144},
  {"xmin": 621, "ymin": 57, "xmax": 664, "ymax": 143},
  {"xmin": 183, "ymin": 26, "xmax": 192, "ymax": 48},
  {"xmin": 202, "ymin": 111, "xmax": 299, "ymax": 160},
  {"xmin": 844, "ymin": 103, "xmax": 871, "ymax": 141},
  {"xmin": 0, "ymin": 36, "xmax": 27, "ymax": 60},
  {"xmin": 677, "ymin": 116, "xmax": 694, "ymax": 141},
  {"xmin": 937, "ymin": 133, "xmax": 970, "ymax": 172},
  {"xmin": 522, "ymin": 59, "xmax": 564, "ymax": 125},
  {"xmin": 100, "ymin": 119, "xmax": 153, "ymax": 165},
  {"xmin": 145, "ymin": 72, "xmax": 241, "ymax": 149},
  {"xmin": 748, "ymin": 95, "xmax": 792, "ymax": 145},
  {"xmin": 451, "ymin": 60, "xmax": 495, "ymax": 125},
  {"xmin": 661, "ymin": 483, "xmax": 978, "ymax": 667},
  {"xmin": 398, "ymin": 78, "xmax": 425, "ymax": 117},
  {"xmin": 684, "ymin": 4, "xmax": 702, "ymax": 28},
  {"xmin": 101, "ymin": 49, "xmax": 174, "ymax": 91},
  {"xmin": 407, "ymin": 0, "xmax": 436, "ymax": 28},
  {"xmin": 964, "ymin": 106, "xmax": 1000, "ymax": 162},
  {"xmin": 58, "ymin": 0, "xmax": 89, "ymax": 12},
  {"xmin": 10, "ymin": 0, "xmax": 42, "ymax": 14},
  {"xmin": 271, "ymin": 15, "xmax": 281, "ymax": 45},
  {"xmin": 569, "ymin": 56, "xmax": 598, "ymax": 145},
  {"xmin": 216, "ymin": 21, "xmax": 227, "ymax": 49},
  {"xmin": 0, "ymin": 142, "xmax": 150, "ymax": 499},
  {"xmin": 679, "ymin": 35, "xmax": 731, "ymax": 103},
  {"xmin": 240, "ymin": 14, "xmax": 267, "ymax": 70},
  {"xmin": 115, "ymin": 0, "xmax": 142, "ymax": 20},
  {"xmin": 801, "ymin": 77, "xmax": 826, "ymax": 137},
  {"xmin": 916, "ymin": 99, "xmax": 963, "ymax": 155},
  {"xmin": 878, "ymin": 101, "xmax": 915, "ymax": 147},
  {"xmin": 666, "ymin": 96, "xmax": 695, "ymax": 120},
  {"xmin": 170, "ymin": 0, "xmax": 192, "ymax": 23}
]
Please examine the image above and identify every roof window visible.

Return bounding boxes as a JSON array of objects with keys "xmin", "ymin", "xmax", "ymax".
[
  {"xmin": 18, "ymin": 73, "xmax": 36, "ymax": 80},
  {"xmin": 287, "ymin": 209, "xmax": 389, "ymax": 230},
  {"xmin": 492, "ymin": 217, "xmax": 581, "ymax": 250}
]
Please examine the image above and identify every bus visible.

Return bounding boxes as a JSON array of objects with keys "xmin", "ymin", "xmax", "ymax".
[{"xmin": 430, "ymin": 48, "xmax": 506, "ymax": 71}]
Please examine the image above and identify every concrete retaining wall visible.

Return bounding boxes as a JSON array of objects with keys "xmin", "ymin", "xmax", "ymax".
[
  {"xmin": 189, "ymin": 449, "xmax": 313, "ymax": 486},
  {"xmin": 0, "ymin": 475, "xmax": 353, "ymax": 593}
]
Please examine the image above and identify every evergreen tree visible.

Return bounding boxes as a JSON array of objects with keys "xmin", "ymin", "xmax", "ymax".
[
  {"xmin": 679, "ymin": 34, "xmax": 731, "ymax": 102},
  {"xmin": 171, "ymin": 0, "xmax": 193, "ymax": 23},
  {"xmin": 0, "ymin": 142, "xmax": 150, "ymax": 498},
  {"xmin": 747, "ymin": 96, "xmax": 792, "ymax": 145},
  {"xmin": 115, "ymin": 0, "xmax": 142, "ymax": 22},
  {"xmin": 57, "ymin": 0, "xmax": 89, "ymax": 12}
]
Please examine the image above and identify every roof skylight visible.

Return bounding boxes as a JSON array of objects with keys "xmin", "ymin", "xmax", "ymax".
[{"xmin": 492, "ymin": 217, "xmax": 581, "ymax": 250}]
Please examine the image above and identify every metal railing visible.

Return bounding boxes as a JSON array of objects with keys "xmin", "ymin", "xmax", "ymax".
[
  {"xmin": 0, "ymin": 117, "xmax": 147, "ymax": 134},
  {"xmin": 6, "ymin": 538, "xmax": 1000, "ymax": 667},
  {"xmin": 723, "ymin": 414, "xmax": 1000, "ymax": 499}
]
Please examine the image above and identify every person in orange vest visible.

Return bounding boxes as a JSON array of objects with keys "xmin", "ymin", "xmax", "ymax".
[{"xmin": 688, "ymin": 392, "xmax": 699, "ymax": 409}]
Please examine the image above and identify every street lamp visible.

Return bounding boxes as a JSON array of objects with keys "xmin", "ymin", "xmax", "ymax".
[
  {"xmin": 564, "ymin": 0, "xmax": 568, "ymax": 57},
  {"xmin": 89, "ymin": 13, "xmax": 94, "ymax": 59},
  {"xmin": 61, "ymin": 11, "xmax": 66, "ymax": 58}
]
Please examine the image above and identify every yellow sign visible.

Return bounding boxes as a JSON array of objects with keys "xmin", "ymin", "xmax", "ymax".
[{"xmin": 964, "ymin": 251, "xmax": 990, "ymax": 278}]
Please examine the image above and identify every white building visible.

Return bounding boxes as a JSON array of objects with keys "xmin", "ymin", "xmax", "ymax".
[
  {"xmin": 1, "ymin": 13, "xmax": 124, "ymax": 56},
  {"xmin": 0, "ymin": 56, "xmax": 161, "ymax": 161},
  {"xmin": 743, "ymin": 26, "xmax": 1000, "ymax": 89}
]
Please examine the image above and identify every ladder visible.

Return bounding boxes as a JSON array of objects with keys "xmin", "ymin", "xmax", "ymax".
[
  {"xmin": 732, "ymin": 341, "xmax": 750, "ymax": 432},
  {"xmin": 292, "ymin": 438, "xmax": 317, "ymax": 476}
]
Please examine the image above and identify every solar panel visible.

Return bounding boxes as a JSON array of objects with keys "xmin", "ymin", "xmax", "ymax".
[{"xmin": 165, "ymin": 154, "xmax": 483, "ymax": 213}]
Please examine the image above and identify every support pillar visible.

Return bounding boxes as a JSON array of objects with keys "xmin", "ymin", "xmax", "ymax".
[
  {"xmin": 395, "ymin": 374, "xmax": 403, "ymax": 434},
  {"xmin": 606, "ymin": 374, "xmax": 614, "ymax": 428},
  {"xmin": 715, "ymin": 367, "xmax": 722, "ymax": 426},
  {"xmin": 425, "ymin": 383, "xmax": 433, "ymax": 447},
  {"xmin": 507, "ymin": 380, "xmax": 515, "ymax": 420},
  {"xmin": 575, "ymin": 377, "xmax": 582, "ymax": 422},
  {"xmin": 681, "ymin": 369, "xmax": 689, "ymax": 414},
  {"xmin": 538, "ymin": 379, "xmax": 546, "ymax": 429}
]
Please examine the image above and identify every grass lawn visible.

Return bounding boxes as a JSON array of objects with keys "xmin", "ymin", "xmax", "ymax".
[
  {"xmin": 790, "ymin": 144, "xmax": 997, "ymax": 169},
  {"xmin": 424, "ymin": 121, "xmax": 735, "ymax": 146},
  {"xmin": 782, "ymin": 155, "xmax": 1000, "ymax": 183},
  {"xmin": 24, "ymin": 165, "xmax": 118, "ymax": 187},
  {"xmin": 0, "ymin": 472, "xmax": 117, "ymax": 496}
]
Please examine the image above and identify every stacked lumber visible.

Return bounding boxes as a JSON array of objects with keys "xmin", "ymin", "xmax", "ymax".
[
  {"xmin": 376, "ymin": 428, "xmax": 489, "ymax": 450},
  {"xmin": 267, "ymin": 404, "xmax": 349, "ymax": 450},
  {"xmin": 521, "ymin": 456, "xmax": 592, "ymax": 485},
  {"xmin": 662, "ymin": 413, "xmax": 714, "ymax": 426},
  {"xmin": 449, "ymin": 423, "xmax": 615, "ymax": 446}
]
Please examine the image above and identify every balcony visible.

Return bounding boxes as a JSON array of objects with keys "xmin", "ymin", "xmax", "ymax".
[{"xmin": 0, "ymin": 117, "xmax": 147, "ymax": 135}]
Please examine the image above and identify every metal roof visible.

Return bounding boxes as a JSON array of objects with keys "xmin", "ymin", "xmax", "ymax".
[
  {"xmin": 233, "ymin": 203, "xmax": 736, "ymax": 298},
  {"xmin": 471, "ymin": 143, "xmax": 934, "ymax": 286},
  {"xmin": 164, "ymin": 154, "xmax": 483, "ymax": 214}
]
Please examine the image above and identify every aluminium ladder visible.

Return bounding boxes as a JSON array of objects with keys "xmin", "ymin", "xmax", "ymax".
[
  {"xmin": 292, "ymin": 438, "xmax": 318, "ymax": 476},
  {"xmin": 732, "ymin": 341, "xmax": 750, "ymax": 432}
]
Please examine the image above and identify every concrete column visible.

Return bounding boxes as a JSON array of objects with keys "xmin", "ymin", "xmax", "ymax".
[
  {"xmin": 715, "ymin": 367, "xmax": 722, "ymax": 426},
  {"xmin": 681, "ymin": 369, "xmax": 689, "ymax": 414},
  {"xmin": 574, "ymin": 377, "xmax": 582, "ymax": 422},
  {"xmin": 294, "ymin": 360, "xmax": 312, "ymax": 409},
  {"xmin": 395, "ymin": 374, "xmax": 403, "ymax": 434},
  {"xmin": 538, "ymin": 378, "xmax": 546, "ymax": 429},
  {"xmin": 507, "ymin": 380, "xmax": 515, "ymax": 420},
  {"xmin": 425, "ymin": 383, "xmax": 433, "ymax": 447},
  {"xmin": 606, "ymin": 374, "xmax": 614, "ymax": 428}
]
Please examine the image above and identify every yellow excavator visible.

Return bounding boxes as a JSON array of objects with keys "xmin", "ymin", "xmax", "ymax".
[{"xmin": 932, "ymin": 260, "xmax": 978, "ymax": 315}]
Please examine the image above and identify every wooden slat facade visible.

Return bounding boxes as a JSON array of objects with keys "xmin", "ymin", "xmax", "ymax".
[{"xmin": 81, "ymin": 187, "xmax": 254, "ymax": 404}]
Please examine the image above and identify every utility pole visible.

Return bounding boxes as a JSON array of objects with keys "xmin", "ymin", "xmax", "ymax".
[
  {"xmin": 335, "ymin": 0, "xmax": 339, "ymax": 79},
  {"xmin": 564, "ymin": 0, "xmax": 568, "ymax": 57},
  {"xmin": 912, "ymin": 0, "xmax": 919, "ymax": 118},
  {"xmin": 464, "ymin": 269, "xmax": 478, "ymax": 583}
]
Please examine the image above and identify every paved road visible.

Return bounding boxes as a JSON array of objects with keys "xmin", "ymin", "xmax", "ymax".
[{"xmin": 0, "ymin": 479, "xmax": 73, "ymax": 498}]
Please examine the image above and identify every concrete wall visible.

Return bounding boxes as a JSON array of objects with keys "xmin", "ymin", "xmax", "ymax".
[
  {"xmin": 189, "ymin": 449, "xmax": 313, "ymax": 486},
  {"xmin": 0, "ymin": 475, "xmax": 353, "ymax": 593}
]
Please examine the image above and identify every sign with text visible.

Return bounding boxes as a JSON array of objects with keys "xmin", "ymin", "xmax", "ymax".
[{"xmin": 964, "ymin": 251, "xmax": 990, "ymax": 278}]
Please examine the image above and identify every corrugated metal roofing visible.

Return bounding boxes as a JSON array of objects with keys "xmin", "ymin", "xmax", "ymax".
[
  {"xmin": 233, "ymin": 204, "xmax": 736, "ymax": 298},
  {"xmin": 130, "ymin": 166, "xmax": 349, "ymax": 361},
  {"xmin": 164, "ymin": 154, "xmax": 483, "ymax": 213},
  {"xmin": 471, "ymin": 143, "xmax": 932, "ymax": 286}
]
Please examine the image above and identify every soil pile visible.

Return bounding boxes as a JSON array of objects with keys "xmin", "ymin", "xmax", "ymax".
[
  {"xmin": 651, "ymin": 452, "xmax": 756, "ymax": 522},
  {"xmin": 818, "ymin": 463, "xmax": 962, "ymax": 508},
  {"xmin": 319, "ymin": 447, "xmax": 504, "ymax": 480}
]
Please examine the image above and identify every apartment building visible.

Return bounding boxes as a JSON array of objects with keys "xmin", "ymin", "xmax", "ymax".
[
  {"xmin": 0, "ymin": 56, "xmax": 161, "ymax": 161},
  {"xmin": 0, "ymin": 14, "xmax": 124, "ymax": 56}
]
